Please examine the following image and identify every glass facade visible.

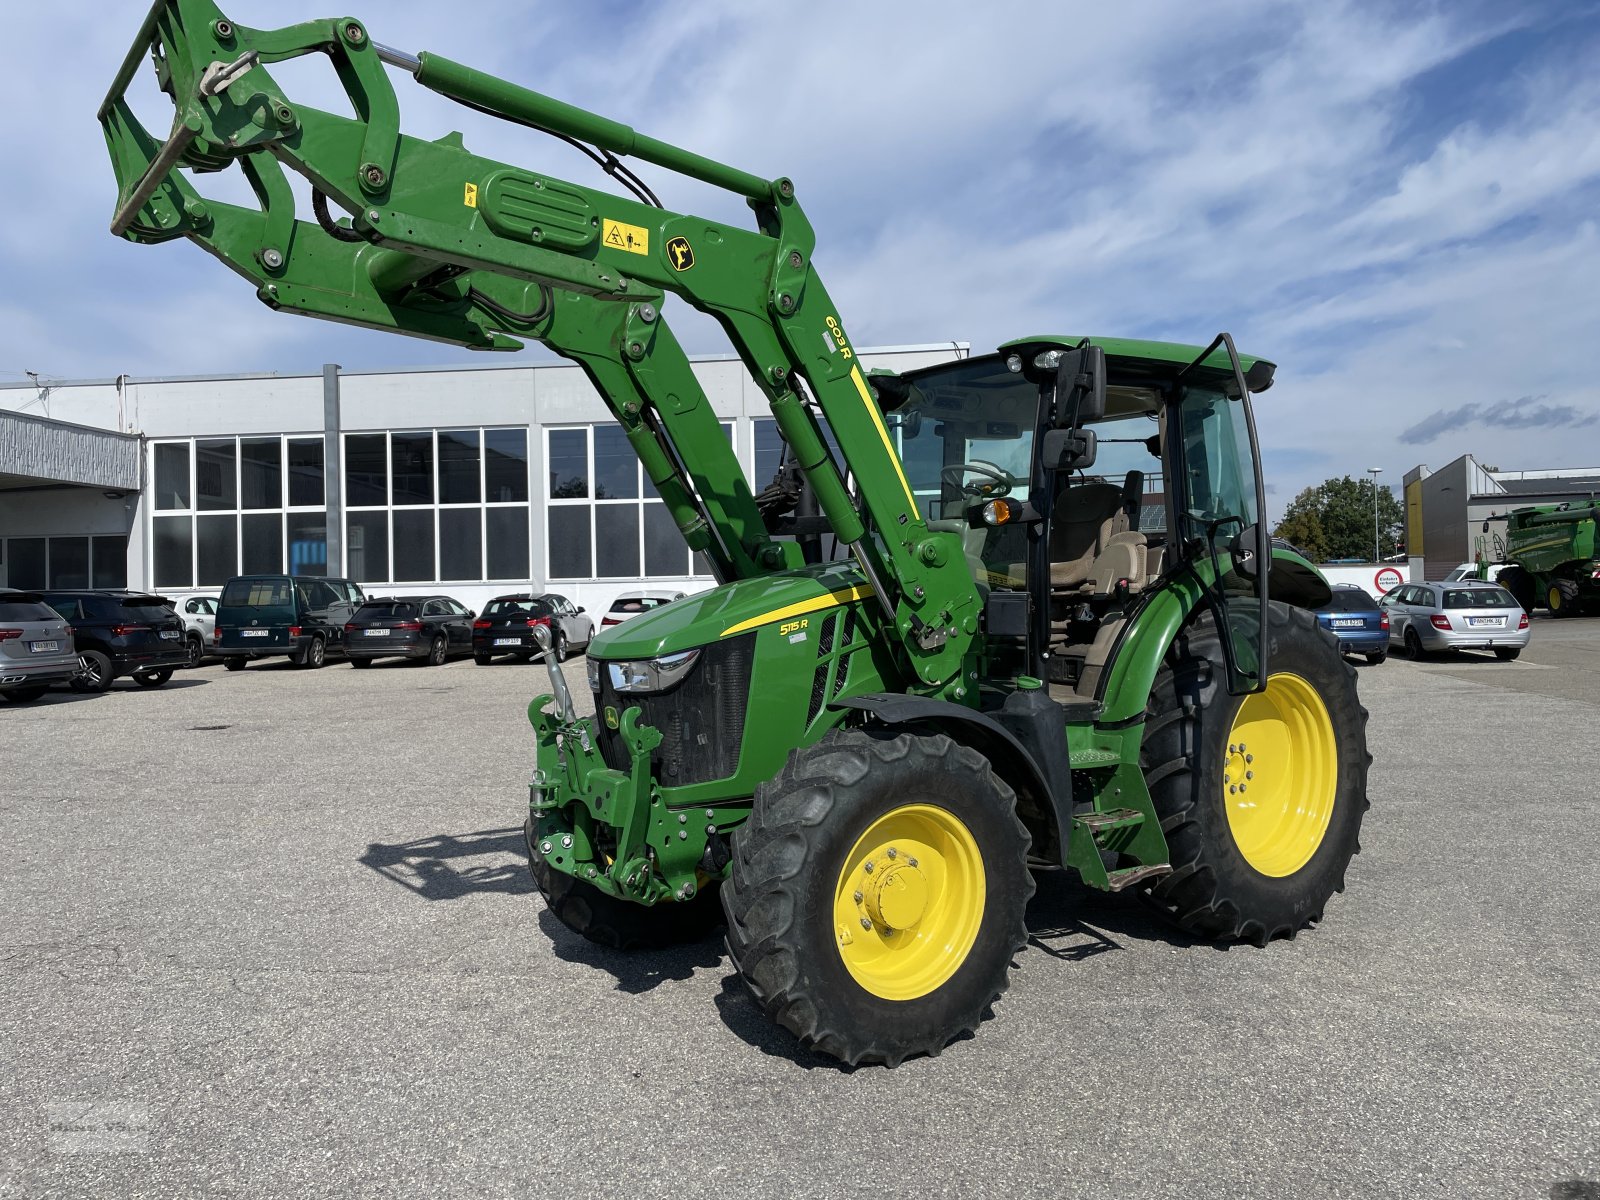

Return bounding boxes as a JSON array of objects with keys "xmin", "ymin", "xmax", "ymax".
[
  {"xmin": 544, "ymin": 424, "xmax": 732, "ymax": 582},
  {"xmin": 150, "ymin": 435, "xmax": 326, "ymax": 589},
  {"xmin": 342, "ymin": 427, "xmax": 530, "ymax": 586},
  {"xmin": 1, "ymin": 535, "xmax": 128, "ymax": 590}
]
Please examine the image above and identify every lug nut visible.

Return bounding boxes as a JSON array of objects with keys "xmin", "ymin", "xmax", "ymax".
[
  {"xmin": 886, "ymin": 847, "xmax": 898, "ymax": 859},
  {"xmin": 678, "ymin": 813, "xmax": 687, "ymax": 824},
  {"xmin": 860, "ymin": 917, "xmax": 872, "ymax": 930},
  {"xmin": 1245, "ymin": 771, "xmax": 1254, "ymax": 781},
  {"xmin": 561, "ymin": 834, "xmax": 573, "ymax": 848},
  {"xmin": 863, "ymin": 861, "xmax": 874, "ymax": 874},
  {"xmin": 540, "ymin": 841, "xmax": 552, "ymax": 854},
  {"xmin": 853, "ymin": 890, "xmax": 863, "ymax": 903},
  {"xmin": 678, "ymin": 830, "xmax": 687, "ymax": 839},
  {"xmin": 1229, "ymin": 785, "xmax": 1237, "ymax": 795},
  {"xmin": 907, "ymin": 857, "xmax": 918, "ymax": 868},
  {"xmin": 1245, "ymin": 754, "xmax": 1254, "ymax": 763}
]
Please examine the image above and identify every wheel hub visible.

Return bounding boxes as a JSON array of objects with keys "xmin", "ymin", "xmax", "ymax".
[{"xmin": 863, "ymin": 859, "xmax": 930, "ymax": 931}]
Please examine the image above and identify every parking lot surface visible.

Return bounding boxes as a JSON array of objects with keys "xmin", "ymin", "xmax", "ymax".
[{"xmin": 3, "ymin": 619, "xmax": 1598, "ymax": 1198}]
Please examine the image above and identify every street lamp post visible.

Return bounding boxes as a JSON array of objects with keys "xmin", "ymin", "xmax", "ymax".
[{"xmin": 1367, "ymin": 467, "xmax": 1383, "ymax": 562}]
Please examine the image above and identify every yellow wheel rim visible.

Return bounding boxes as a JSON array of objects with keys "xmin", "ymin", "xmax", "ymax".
[
  {"xmin": 1223, "ymin": 672, "xmax": 1339, "ymax": 878},
  {"xmin": 1548, "ymin": 586, "xmax": 1562, "ymax": 613},
  {"xmin": 832, "ymin": 804, "xmax": 986, "ymax": 1001}
]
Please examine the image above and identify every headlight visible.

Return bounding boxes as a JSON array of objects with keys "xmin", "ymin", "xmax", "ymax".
[
  {"xmin": 586, "ymin": 656, "xmax": 600, "ymax": 692},
  {"xmin": 606, "ymin": 648, "xmax": 702, "ymax": 694}
]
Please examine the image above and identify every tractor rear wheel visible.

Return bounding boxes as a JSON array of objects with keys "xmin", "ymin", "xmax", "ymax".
[
  {"xmin": 723, "ymin": 728, "xmax": 1032, "ymax": 1067},
  {"xmin": 1141, "ymin": 602, "xmax": 1369, "ymax": 945},
  {"xmin": 1496, "ymin": 567, "xmax": 1536, "ymax": 615},
  {"xmin": 524, "ymin": 817, "xmax": 722, "ymax": 950}
]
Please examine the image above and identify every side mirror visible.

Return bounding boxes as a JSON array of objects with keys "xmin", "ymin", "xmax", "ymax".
[
  {"xmin": 466, "ymin": 610, "xmax": 476, "ymax": 620},
  {"xmin": 1041, "ymin": 427, "xmax": 1098, "ymax": 471},
  {"xmin": 1229, "ymin": 523, "xmax": 1262, "ymax": 579},
  {"xmin": 1056, "ymin": 345, "xmax": 1107, "ymax": 427},
  {"xmin": 577, "ymin": 606, "xmax": 586, "ymax": 614}
]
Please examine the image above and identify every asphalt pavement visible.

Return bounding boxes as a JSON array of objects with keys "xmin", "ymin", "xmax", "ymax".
[{"xmin": 2, "ymin": 619, "xmax": 1597, "ymax": 1198}]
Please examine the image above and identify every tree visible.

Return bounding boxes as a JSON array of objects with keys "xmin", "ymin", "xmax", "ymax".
[{"xmin": 1274, "ymin": 475, "xmax": 1404, "ymax": 562}]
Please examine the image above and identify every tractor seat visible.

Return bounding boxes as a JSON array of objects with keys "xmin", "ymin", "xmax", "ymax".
[{"xmin": 1051, "ymin": 481, "xmax": 1140, "ymax": 593}]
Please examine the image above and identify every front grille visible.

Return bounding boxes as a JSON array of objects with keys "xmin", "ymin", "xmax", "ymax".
[{"xmin": 594, "ymin": 634, "xmax": 756, "ymax": 786}]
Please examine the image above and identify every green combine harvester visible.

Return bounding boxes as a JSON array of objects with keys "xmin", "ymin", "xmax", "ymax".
[
  {"xmin": 101, "ymin": 0, "xmax": 1370, "ymax": 1065},
  {"xmin": 1495, "ymin": 503, "xmax": 1600, "ymax": 617}
]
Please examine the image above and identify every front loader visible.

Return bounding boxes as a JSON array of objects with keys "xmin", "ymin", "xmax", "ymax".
[{"xmin": 102, "ymin": 1, "xmax": 1370, "ymax": 1066}]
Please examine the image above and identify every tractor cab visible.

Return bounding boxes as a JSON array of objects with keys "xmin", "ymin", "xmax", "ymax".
[{"xmin": 882, "ymin": 336, "xmax": 1275, "ymax": 702}]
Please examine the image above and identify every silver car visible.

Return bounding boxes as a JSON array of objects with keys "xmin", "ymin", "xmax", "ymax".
[
  {"xmin": 0, "ymin": 591, "xmax": 79, "ymax": 703},
  {"xmin": 1380, "ymin": 580, "xmax": 1531, "ymax": 661},
  {"xmin": 166, "ymin": 594, "xmax": 219, "ymax": 667},
  {"xmin": 535, "ymin": 593, "xmax": 595, "ymax": 654}
]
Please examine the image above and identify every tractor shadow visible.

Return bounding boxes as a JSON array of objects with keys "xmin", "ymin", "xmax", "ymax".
[
  {"xmin": 358, "ymin": 826, "xmax": 536, "ymax": 901},
  {"xmin": 1022, "ymin": 870, "xmax": 1210, "ymax": 960},
  {"xmin": 537, "ymin": 909, "xmax": 724, "ymax": 996}
]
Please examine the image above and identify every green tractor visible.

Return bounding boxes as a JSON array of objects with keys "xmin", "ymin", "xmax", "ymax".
[
  {"xmin": 102, "ymin": 1, "xmax": 1370, "ymax": 1066},
  {"xmin": 1495, "ymin": 503, "xmax": 1600, "ymax": 617}
]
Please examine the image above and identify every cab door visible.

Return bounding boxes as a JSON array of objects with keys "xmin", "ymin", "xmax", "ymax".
[{"xmin": 1172, "ymin": 335, "xmax": 1270, "ymax": 695}]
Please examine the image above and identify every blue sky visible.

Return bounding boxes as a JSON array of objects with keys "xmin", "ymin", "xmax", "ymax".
[{"xmin": 2, "ymin": 1, "xmax": 1598, "ymax": 510}]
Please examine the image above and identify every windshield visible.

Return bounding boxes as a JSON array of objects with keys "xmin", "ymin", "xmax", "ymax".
[
  {"xmin": 1443, "ymin": 587, "xmax": 1515, "ymax": 609},
  {"xmin": 485, "ymin": 598, "xmax": 550, "ymax": 617},
  {"xmin": 356, "ymin": 602, "xmax": 418, "ymax": 620},
  {"xmin": 1318, "ymin": 589, "xmax": 1379, "ymax": 613},
  {"xmin": 609, "ymin": 596, "xmax": 670, "ymax": 614},
  {"xmin": 221, "ymin": 579, "xmax": 294, "ymax": 608}
]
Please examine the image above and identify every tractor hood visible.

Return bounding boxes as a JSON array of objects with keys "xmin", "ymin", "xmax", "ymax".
[{"xmin": 588, "ymin": 561, "xmax": 874, "ymax": 660}]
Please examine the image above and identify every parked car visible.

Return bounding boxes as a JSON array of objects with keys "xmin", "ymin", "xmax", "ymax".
[
  {"xmin": 166, "ymin": 593, "xmax": 220, "ymax": 667},
  {"xmin": 472, "ymin": 595, "xmax": 588, "ymax": 664},
  {"xmin": 538, "ymin": 593, "xmax": 594, "ymax": 655},
  {"xmin": 344, "ymin": 595, "xmax": 475, "ymax": 667},
  {"xmin": 1314, "ymin": 584, "xmax": 1389, "ymax": 665},
  {"xmin": 1379, "ymin": 580, "xmax": 1530, "ymax": 660},
  {"xmin": 0, "ymin": 590, "xmax": 79, "ymax": 703},
  {"xmin": 38, "ymin": 589, "xmax": 189, "ymax": 692},
  {"xmin": 214, "ymin": 575, "xmax": 365, "ymax": 671},
  {"xmin": 1442, "ymin": 562, "xmax": 1510, "ymax": 583},
  {"xmin": 599, "ymin": 590, "xmax": 687, "ymax": 628}
]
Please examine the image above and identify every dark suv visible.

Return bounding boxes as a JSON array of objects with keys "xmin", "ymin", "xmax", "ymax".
[
  {"xmin": 215, "ymin": 575, "xmax": 365, "ymax": 671},
  {"xmin": 39, "ymin": 590, "xmax": 190, "ymax": 693},
  {"xmin": 344, "ymin": 595, "xmax": 475, "ymax": 667}
]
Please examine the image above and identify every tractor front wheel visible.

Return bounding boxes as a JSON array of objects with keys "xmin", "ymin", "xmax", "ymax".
[
  {"xmin": 1547, "ymin": 578, "xmax": 1580, "ymax": 617},
  {"xmin": 524, "ymin": 817, "xmax": 722, "ymax": 950},
  {"xmin": 723, "ymin": 728, "xmax": 1031, "ymax": 1067},
  {"xmin": 1141, "ymin": 602, "xmax": 1369, "ymax": 944}
]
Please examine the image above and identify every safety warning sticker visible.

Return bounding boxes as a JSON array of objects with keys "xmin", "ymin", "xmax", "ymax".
[{"xmin": 602, "ymin": 218, "xmax": 649, "ymax": 256}]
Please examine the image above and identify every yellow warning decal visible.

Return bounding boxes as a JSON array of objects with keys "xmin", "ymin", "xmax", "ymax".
[
  {"xmin": 851, "ymin": 365, "xmax": 920, "ymax": 517},
  {"xmin": 602, "ymin": 218, "xmax": 650, "ymax": 256},
  {"xmin": 464, "ymin": 182, "xmax": 479, "ymax": 208}
]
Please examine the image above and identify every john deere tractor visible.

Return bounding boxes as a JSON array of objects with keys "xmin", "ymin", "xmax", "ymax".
[
  {"xmin": 1495, "ymin": 503, "xmax": 1600, "ymax": 617},
  {"xmin": 102, "ymin": 1, "xmax": 1370, "ymax": 1066}
]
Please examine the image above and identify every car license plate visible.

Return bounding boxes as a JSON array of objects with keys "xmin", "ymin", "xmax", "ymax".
[
  {"xmin": 364, "ymin": 628, "xmax": 390, "ymax": 637},
  {"xmin": 1467, "ymin": 617, "xmax": 1504, "ymax": 627},
  {"xmin": 241, "ymin": 629, "xmax": 269, "ymax": 638},
  {"xmin": 1332, "ymin": 618, "xmax": 1363, "ymax": 628},
  {"xmin": 30, "ymin": 640, "xmax": 59, "ymax": 653},
  {"xmin": 494, "ymin": 637, "xmax": 520, "ymax": 646},
  {"xmin": 160, "ymin": 629, "xmax": 180, "ymax": 639}
]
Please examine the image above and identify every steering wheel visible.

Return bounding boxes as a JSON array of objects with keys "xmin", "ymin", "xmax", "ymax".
[{"xmin": 940, "ymin": 460, "xmax": 1015, "ymax": 499}]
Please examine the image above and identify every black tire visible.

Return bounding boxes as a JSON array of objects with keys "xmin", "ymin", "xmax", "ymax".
[
  {"xmin": 185, "ymin": 634, "xmax": 205, "ymax": 669},
  {"xmin": 70, "ymin": 650, "xmax": 114, "ymax": 693},
  {"xmin": 295, "ymin": 635, "xmax": 327, "ymax": 669},
  {"xmin": 1364, "ymin": 652, "xmax": 1386, "ymax": 666},
  {"xmin": 223, "ymin": 656, "xmax": 247, "ymax": 672},
  {"xmin": 474, "ymin": 651, "xmax": 492, "ymax": 666},
  {"xmin": 723, "ymin": 728, "xmax": 1032, "ymax": 1067},
  {"xmin": 1548, "ymin": 578, "xmax": 1580, "ymax": 618},
  {"xmin": 1494, "ymin": 648, "xmax": 1521, "ymax": 661},
  {"xmin": 2, "ymin": 686, "xmax": 48, "ymax": 703},
  {"xmin": 1141, "ymin": 603, "xmax": 1370, "ymax": 945},
  {"xmin": 524, "ymin": 816, "xmax": 722, "ymax": 949},
  {"xmin": 350, "ymin": 657, "xmax": 372, "ymax": 669},
  {"xmin": 552, "ymin": 631, "xmax": 569, "ymax": 663},
  {"xmin": 1403, "ymin": 628, "xmax": 1427, "ymax": 660},
  {"xmin": 134, "ymin": 669, "xmax": 173, "ymax": 687},
  {"xmin": 427, "ymin": 635, "xmax": 448, "ymax": 666},
  {"xmin": 1496, "ymin": 567, "xmax": 1536, "ymax": 615}
]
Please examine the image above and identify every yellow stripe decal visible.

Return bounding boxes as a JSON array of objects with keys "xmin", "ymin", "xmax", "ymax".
[
  {"xmin": 721, "ymin": 585, "xmax": 876, "ymax": 637},
  {"xmin": 851, "ymin": 366, "xmax": 920, "ymax": 517}
]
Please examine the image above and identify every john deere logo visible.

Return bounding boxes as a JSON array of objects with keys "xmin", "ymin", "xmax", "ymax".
[
  {"xmin": 604, "ymin": 706, "xmax": 619, "ymax": 729},
  {"xmin": 666, "ymin": 236, "xmax": 695, "ymax": 271}
]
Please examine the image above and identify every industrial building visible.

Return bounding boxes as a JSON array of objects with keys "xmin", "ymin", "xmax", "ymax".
[
  {"xmin": 1404, "ymin": 454, "xmax": 1600, "ymax": 580},
  {"xmin": 0, "ymin": 344, "xmax": 964, "ymax": 613}
]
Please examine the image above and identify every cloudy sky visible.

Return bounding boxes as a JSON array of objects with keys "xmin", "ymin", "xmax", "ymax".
[{"xmin": 2, "ymin": 1, "xmax": 1598, "ymax": 508}]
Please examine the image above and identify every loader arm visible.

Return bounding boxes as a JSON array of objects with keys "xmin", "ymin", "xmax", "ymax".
[{"xmin": 100, "ymin": 0, "xmax": 980, "ymax": 691}]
